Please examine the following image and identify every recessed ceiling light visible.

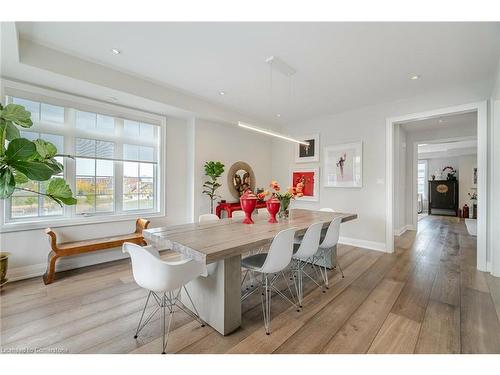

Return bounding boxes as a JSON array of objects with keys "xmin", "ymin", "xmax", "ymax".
[
  {"xmin": 410, "ymin": 74, "xmax": 421, "ymax": 80},
  {"xmin": 111, "ymin": 48, "xmax": 121, "ymax": 55},
  {"xmin": 219, "ymin": 91, "xmax": 226, "ymax": 96},
  {"xmin": 276, "ymin": 114, "xmax": 281, "ymax": 118}
]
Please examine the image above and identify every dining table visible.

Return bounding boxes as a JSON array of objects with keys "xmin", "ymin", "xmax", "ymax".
[{"xmin": 143, "ymin": 208, "xmax": 357, "ymax": 335}]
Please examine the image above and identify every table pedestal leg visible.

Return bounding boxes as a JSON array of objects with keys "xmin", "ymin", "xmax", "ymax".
[{"xmin": 182, "ymin": 255, "xmax": 242, "ymax": 335}]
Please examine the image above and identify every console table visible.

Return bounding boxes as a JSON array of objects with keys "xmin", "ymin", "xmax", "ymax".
[
  {"xmin": 428, "ymin": 180, "xmax": 459, "ymax": 216},
  {"xmin": 216, "ymin": 201, "xmax": 267, "ymax": 218}
]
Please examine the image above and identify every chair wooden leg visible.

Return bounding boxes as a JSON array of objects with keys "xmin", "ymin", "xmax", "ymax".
[{"xmin": 43, "ymin": 251, "xmax": 59, "ymax": 285}]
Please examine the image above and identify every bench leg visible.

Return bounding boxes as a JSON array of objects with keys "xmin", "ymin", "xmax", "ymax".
[{"xmin": 43, "ymin": 251, "xmax": 59, "ymax": 285}]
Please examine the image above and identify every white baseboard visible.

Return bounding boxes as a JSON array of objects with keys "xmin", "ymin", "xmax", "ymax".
[
  {"xmin": 9, "ymin": 235, "xmax": 388, "ymax": 282},
  {"xmin": 393, "ymin": 224, "xmax": 416, "ymax": 236},
  {"xmin": 339, "ymin": 236, "xmax": 386, "ymax": 252},
  {"xmin": 7, "ymin": 250, "xmax": 129, "ymax": 283}
]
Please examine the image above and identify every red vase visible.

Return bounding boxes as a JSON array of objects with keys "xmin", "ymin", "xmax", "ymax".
[
  {"xmin": 266, "ymin": 196, "xmax": 280, "ymax": 223},
  {"xmin": 239, "ymin": 190, "xmax": 258, "ymax": 224}
]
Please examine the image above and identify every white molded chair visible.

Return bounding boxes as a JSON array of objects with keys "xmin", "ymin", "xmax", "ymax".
[
  {"xmin": 319, "ymin": 207, "xmax": 335, "ymax": 212},
  {"xmin": 231, "ymin": 210, "xmax": 246, "ymax": 218},
  {"xmin": 291, "ymin": 222, "xmax": 324, "ymax": 306},
  {"xmin": 123, "ymin": 242, "xmax": 206, "ymax": 354},
  {"xmin": 198, "ymin": 213, "xmax": 220, "ymax": 223},
  {"xmin": 240, "ymin": 228, "xmax": 298, "ymax": 335},
  {"xmin": 317, "ymin": 216, "xmax": 344, "ymax": 286}
]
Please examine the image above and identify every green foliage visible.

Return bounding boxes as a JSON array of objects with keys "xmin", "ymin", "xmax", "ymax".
[
  {"xmin": 202, "ymin": 161, "xmax": 225, "ymax": 214},
  {"xmin": 0, "ymin": 101, "xmax": 76, "ymax": 206}
]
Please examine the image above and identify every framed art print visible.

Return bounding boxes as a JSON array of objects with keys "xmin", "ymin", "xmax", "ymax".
[
  {"xmin": 290, "ymin": 167, "xmax": 319, "ymax": 201},
  {"xmin": 295, "ymin": 134, "xmax": 319, "ymax": 163},
  {"xmin": 323, "ymin": 141, "xmax": 363, "ymax": 188}
]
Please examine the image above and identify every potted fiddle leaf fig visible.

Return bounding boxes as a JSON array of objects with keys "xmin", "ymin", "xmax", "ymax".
[
  {"xmin": 202, "ymin": 161, "xmax": 225, "ymax": 214},
  {"xmin": 0, "ymin": 101, "xmax": 77, "ymax": 286}
]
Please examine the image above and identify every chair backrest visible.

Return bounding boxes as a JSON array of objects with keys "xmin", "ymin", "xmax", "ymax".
[
  {"xmin": 123, "ymin": 242, "xmax": 205, "ymax": 292},
  {"xmin": 319, "ymin": 207, "xmax": 334, "ymax": 212},
  {"xmin": 294, "ymin": 222, "xmax": 324, "ymax": 259},
  {"xmin": 260, "ymin": 228, "xmax": 297, "ymax": 274},
  {"xmin": 199, "ymin": 214, "xmax": 220, "ymax": 223},
  {"xmin": 319, "ymin": 217, "xmax": 342, "ymax": 249},
  {"xmin": 231, "ymin": 210, "xmax": 246, "ymax": 218}
]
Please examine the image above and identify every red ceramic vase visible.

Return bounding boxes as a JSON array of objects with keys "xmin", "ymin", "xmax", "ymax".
[
  {"xmin": 239, "ymin": 190, "xmax": 258, "ymax": 224},
  {"xmin": 266, "ymin": 196, "xmax": 280, "ymax": 223}
]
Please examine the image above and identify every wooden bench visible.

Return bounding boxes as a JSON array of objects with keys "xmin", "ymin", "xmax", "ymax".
[{"xmin": 43, "ymin": 218, "xmax": 150, "ymax": 285}]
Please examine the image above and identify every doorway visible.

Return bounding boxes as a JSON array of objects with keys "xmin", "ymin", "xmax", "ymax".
[{"xmin": 386, "ymin": 101, "xmax": 488, "ymax": 272}]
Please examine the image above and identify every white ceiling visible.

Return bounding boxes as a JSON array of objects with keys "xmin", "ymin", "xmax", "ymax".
[{"xmin": 11, "ymin": 22, "xmax": 500, "ymax": 123}]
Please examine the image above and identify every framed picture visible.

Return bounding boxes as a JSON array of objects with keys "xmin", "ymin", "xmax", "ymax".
[
  {"xmin": 290, "ymin": 167, "xmax": 319, "ymax": 201},
  {"xmin": 295, "ymin": 134, "xmax": 320, "ymax": 163},
  {"xmin": 324, "ymin": 141, "xmax": 363, "ymax": 188},
  {"xmin": 472, "ymin": 166, "xmax": 477, "ymax": 186}
]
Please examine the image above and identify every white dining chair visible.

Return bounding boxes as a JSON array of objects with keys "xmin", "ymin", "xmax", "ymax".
[
  {"xmin": 198, "ymin": 213, "xmax": 220, "ymax": 223},
  {"xmin": 319, "ymin": 207, "xmax": 335, "ymax": 212},
  {"xmin": 291, "ymin": 222, "xmax": 324, "ymax": 307},
  {"xmin": 316, "ymin": 216, "xmax": 344, "ymax": 286},
  {"xmin": 231, "ymin": 210, "xmax": 246, "ymax": 218},
  {"xmin": 240, "ymin": 227, "xmax": 299, "ymax": 335},
  {"xmin": 123, "ymin": 242, "xmax": 206, "ymax": 354}
]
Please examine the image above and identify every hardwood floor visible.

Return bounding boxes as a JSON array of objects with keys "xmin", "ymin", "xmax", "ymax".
[{"xmin": 1, "ymin": 215, "xmax": 500, "ymax": 354}]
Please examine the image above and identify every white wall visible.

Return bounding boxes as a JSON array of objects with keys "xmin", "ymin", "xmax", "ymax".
[
  {"xmin": 192, "ymin": 119, "xmax": 272, "ymax": 219},
  {"xmin": 426, "ymin": 157, "xmax": 460, "ymax": 181},
  {"xmin": 271, "ymin": 83, "xmax": 489, "ymax": 251}
]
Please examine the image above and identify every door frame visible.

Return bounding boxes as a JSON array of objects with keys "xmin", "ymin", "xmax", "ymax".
[{"xmin": 386, "ymin": 101, "xmax": 488, "ymax": 272}]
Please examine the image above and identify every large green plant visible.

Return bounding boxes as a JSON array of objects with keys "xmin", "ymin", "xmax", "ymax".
[
  {"xmin": 202, "ymin": 161, "xmax": 224, "ymax": 214},
  {"xmin": 0, "ymin": 102, "xmax": 76, "ymax": 206}
]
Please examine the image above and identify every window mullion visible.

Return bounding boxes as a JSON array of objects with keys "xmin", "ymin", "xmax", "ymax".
[{"xmin": 115, "ymin": 118, "xmax": 124, "ymax": 213}]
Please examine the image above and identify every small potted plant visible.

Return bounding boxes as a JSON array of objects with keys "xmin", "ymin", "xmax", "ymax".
[
  {"xmin": 202, "ymin": 161, "xmax": 225, "ymax": 214},
  {"xmin": 442, "ymin": 166, "xmax": 457, "ymax": 181}
]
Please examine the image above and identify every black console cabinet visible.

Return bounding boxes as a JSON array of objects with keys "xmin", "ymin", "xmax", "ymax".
[{"xmin": 428, "ymin": 180, "xmax": 459, "ymax": 216}]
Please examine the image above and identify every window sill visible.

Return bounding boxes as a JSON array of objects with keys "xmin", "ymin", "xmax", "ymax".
[{"xmin": 0, "ymin": 211, "xmax": 165, "ymax": 233}]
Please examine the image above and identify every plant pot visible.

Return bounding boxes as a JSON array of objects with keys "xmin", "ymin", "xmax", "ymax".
[{"xmin": 0, "ymin": 252, "xmax": 11, "ymax": 287}]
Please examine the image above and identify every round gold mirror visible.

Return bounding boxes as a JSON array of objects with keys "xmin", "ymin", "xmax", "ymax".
[{"xmin": 227, "ymin": 161, "xmax": 256, "ymax": 199}]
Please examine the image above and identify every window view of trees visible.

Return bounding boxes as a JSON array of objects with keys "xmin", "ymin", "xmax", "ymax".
[{"xmin": 6, "ymin": 96, "xmax": 159, "ymax": 222}]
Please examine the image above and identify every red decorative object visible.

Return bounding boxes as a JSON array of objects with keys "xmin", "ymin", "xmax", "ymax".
[
  {"xmin": 215, "ymin": 201, "xmax": 266, "ymax": 218},
  {"xmin": 266, "ymin": 196, "xmax": 280, "ymax": 223},
  {"xmin": 239, "ymin": 190, "xmax": 258, "ymax": 224}
]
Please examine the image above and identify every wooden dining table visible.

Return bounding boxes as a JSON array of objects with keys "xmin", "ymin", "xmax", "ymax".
[{"xmin": 143, "ymin": 208, "xmax": 357, "ymax": 335}]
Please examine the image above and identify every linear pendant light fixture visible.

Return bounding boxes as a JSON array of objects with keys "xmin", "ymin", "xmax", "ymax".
[
  {"xmin": 237, "ymin": 56, "xmax": 307, "ymax": 145},
  {"xmin": 238, "ymin": 121, "xmax": 309, "ymax": 145}
]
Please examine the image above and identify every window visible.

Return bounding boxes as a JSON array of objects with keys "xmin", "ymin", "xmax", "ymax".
[
  {"xmin": 3, "ymin": 94, "xmax": 162, "ymax": 225},
  {"xmin": 417, "ymin": 160, "xmax": 428, "ymax": 199}
]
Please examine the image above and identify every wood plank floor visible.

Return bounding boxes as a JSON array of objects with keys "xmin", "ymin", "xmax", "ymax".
[{"xmin": 1, "ymin": 215, "xmax": 500, "ymax": 354}]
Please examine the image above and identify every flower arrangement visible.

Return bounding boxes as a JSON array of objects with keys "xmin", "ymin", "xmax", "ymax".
[
  {"xmin": 468, "ymin": 191, "xmax": 477, "ymax": 201},
  {"xmin": 442, "ymin": 166, "xmax": 457, "ymax": 181},
  {"xmin": 258, "ymin": 180, "xmax": 304, "ymax": 218}
]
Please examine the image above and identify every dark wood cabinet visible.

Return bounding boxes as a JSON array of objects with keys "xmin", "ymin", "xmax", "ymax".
[{"xmin": 428, "ymin": 180, "xmax": 459, "ymax": 216}]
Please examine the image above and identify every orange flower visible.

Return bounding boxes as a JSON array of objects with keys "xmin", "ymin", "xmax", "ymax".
[
  {"xmin": 269, "ymin": 180, "xmax": 280, "ymax": 191},
  {"xmin": 297, "ymin": 192, "xmax": 304, "ymax": 197},
  {"xmin": 257, "ymin": 190, "xmax": 270, "ymax": 200}
]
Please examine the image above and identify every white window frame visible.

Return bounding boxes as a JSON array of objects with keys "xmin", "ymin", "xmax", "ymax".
[
  {"xmin": 0, "ymin": 80, "xmax": 167, "ymax": 233},
  {"xmin": 417, "ymin": 159, "xmax": 428, "ymax": 200}
]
